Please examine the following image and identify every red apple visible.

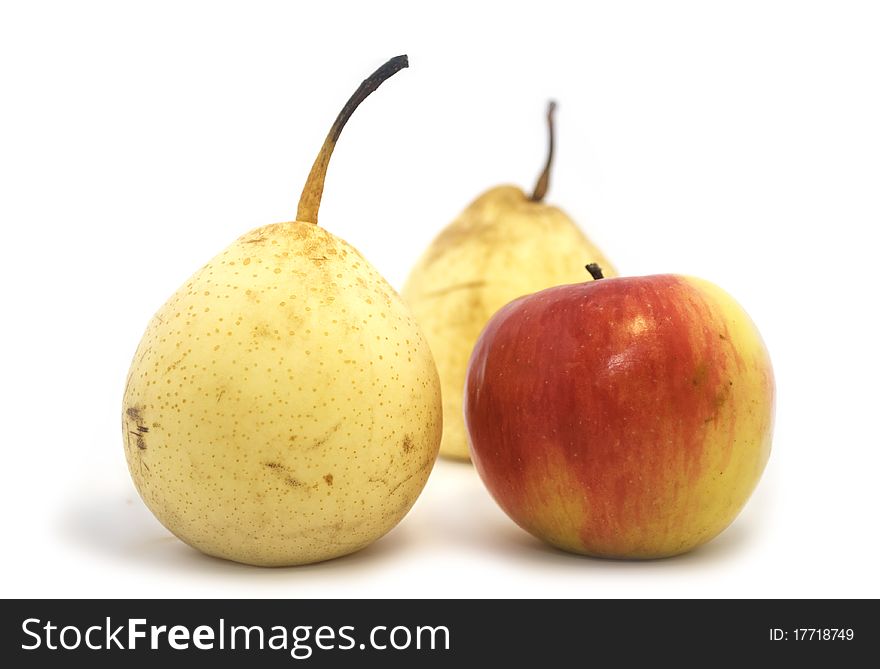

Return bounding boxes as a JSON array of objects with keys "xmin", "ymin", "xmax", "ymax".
[{"xmin": 464, "ymin": 267, "xmax": 774, "ymax": 558}]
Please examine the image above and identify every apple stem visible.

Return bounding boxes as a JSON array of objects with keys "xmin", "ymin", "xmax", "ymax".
[
  {"xmin": 585, "ymin": 263, "xmax": 604, "ymax": 280},
  {"xmin": 296, "ymin": 55, "xmax": 409, "ymax": 225},
  {"xmin": 530, "ymin": 100, "xmax": 557, "ymax": 202}
]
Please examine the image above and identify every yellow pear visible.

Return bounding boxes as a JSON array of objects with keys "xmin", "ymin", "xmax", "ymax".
[
  {"xmin": 403, "ymin": 103, "xmax": 616, "ymax": 460},
  {"xmin": 122, "ymin": 56, "xmax": 442, "ymax": 567}
]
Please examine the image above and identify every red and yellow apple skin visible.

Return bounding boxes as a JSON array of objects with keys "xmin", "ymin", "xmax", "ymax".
[{"xmin": 464, "ymin": 274, "xmax": 774, "ymax": 558}]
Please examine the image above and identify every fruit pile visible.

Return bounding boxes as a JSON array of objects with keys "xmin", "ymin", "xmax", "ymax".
[{"xmin": 123, "ymin": 56, "xmax": 774, "ymax": 566}]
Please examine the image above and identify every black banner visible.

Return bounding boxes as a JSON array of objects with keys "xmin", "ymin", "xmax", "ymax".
[{"xmin": 1, "ymin": 599, "xmax": 874, "ymax": 666}]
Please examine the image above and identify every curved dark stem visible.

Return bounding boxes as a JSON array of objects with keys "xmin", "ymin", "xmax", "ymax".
[
  {"xmin": 585, "ymin": 263, "xmax": 604, "ymax": 280},
  {"xmin": 530, "ymin": 100, "xmax": 557, "ymax": 202},
  {"xmin": 296, "ymin": 55, "xmax": 409, "ymax": 225}
]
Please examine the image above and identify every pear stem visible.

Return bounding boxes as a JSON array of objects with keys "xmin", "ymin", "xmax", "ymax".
[
  {"xmin": 296, "ymin": 55, "xmax": 409, "ymax": 225},
  {"xmin": 585, "ymin": 263, "xmax": 604, "ymax": 280},
  {"xmin": 530, "ymin": 100, "xmax": 557, "ymax": 202}
]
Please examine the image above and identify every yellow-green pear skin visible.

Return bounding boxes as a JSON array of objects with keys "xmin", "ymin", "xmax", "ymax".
[
  {"xmin": 122, "ymin": 56, "xmax": 441, "ymax": 566},
  {"xmin": 123, "ymin": 222, "xmax": 441, "ymax": 566},
  {"xmin": 403, "ymin": 185, "xmax": 616, "ymax": 460}
]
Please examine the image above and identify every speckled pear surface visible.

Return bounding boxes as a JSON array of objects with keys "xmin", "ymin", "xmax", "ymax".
[{"xmin": 122, "ymin": 55, "xmax": 441, "ymax": 566}]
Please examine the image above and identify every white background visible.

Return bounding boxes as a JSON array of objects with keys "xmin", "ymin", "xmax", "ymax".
[{"xmin": 1, "ymin": 0, "xmax": 878, "ymax": 598}]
